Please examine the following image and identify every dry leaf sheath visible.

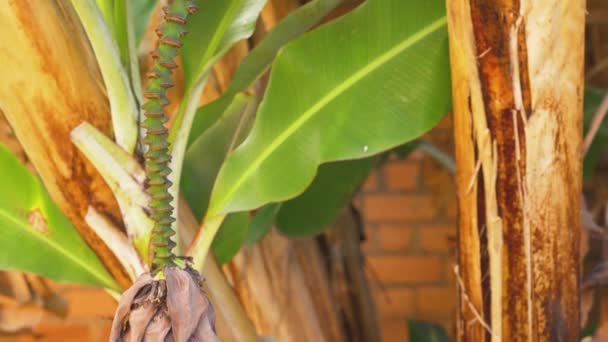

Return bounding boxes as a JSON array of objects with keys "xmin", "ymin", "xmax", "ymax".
[
  {"xmin": 110, "ymin": 265, "xmax": 218, "ymax": 341},
  {"xmin": 110, "ymin": 1, "xmax": 218, "ymax": 340}
]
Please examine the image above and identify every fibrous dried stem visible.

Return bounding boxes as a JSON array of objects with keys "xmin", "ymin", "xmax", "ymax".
[{"xmin": 448, "ymin": 0, "xmax": 584, "ymax": 340}]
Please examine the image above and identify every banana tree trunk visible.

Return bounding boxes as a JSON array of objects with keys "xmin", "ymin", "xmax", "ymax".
[{"xmin": 447, "ymin": 0, "xmax": 585, "ymax": 341}]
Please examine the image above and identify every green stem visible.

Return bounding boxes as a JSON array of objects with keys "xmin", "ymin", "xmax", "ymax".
[
  {"xmin": 143, "ymin": 0, "xmax": 197, "ymax": 273},
  {"xmin": 187, "ymin": 214, "xmax": 226, "ymax": 271},
  {"xmin": 168, "ymin": 80, "xmax": 208, "ymax": 253},
  {"xmin": 184, "ymin": 95, "xmax": 257, "ymax": 263}
]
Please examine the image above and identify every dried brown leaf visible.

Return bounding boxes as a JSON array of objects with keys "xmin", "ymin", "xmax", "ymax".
[
  {"xmin": 110, "ymin": 267, "xmax": 218, "ymax": 341},
  {"xmin": 110, "ymin": 274, "xmax": 153, "ymax": 341}
]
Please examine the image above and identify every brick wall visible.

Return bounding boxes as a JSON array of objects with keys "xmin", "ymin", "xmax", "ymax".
[{"xmin": 358, "ymin": 117, "xmax": 458, "ymax": 341}]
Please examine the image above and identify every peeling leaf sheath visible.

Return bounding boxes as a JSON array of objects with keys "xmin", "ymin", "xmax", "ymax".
[
  {"xmin": 207, "ymin": 16, "xmax": 448, "ymax": 217},
  {"xmin": 0, "ymin": 209, "xmax": 116, "ymax": 289},
  {"xmin": 448, "ymin": 0, "xmax": 584, "ymax": 340},
  {"xmin": 469, "ymin": 1, "xmax": 530, "ymax": 339},
  {"xmin": 70, "ymin": 0, "xmax": 139, "ymax": 153}
]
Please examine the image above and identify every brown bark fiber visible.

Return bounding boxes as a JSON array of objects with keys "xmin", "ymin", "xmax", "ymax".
[{"xmin": 447, "ymin": 0, "xmax": 585, "ymax": 340}]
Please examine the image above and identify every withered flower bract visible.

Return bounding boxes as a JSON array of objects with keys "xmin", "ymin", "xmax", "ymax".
[{"xmin": 110, "ymin": 266, "xmax": 219, "ymax": 341}]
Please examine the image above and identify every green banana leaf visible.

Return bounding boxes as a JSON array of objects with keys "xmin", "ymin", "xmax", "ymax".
[
  {"xmin": 212, "ymin": 212, "xmax": 250, "ymax": 264},
  {"xmin": 182, "ymin": 93, "xmax": 255, "ymax": 220},
  {"xmin": 247, "ymin": 203, "xmax": 281, "ymax": 244},
  {"xmin": 181, "ymin": 95, "xmax": 254, "ymax": 263},
  {"xmin": 182, "ymin": 0, "xmax": 349, "ymax": 253},
  {"xmin": 187, "ymin": 0, "xmax": 345, "ymax": 146},
  {"xmin": 0, "ymin": 144, "xmax": 118, "ymax": 290},
  {"xmin": 169, "ymin": 0, "xmax": 268, "ymax": 145},
  {"xmin": 207, "ymin": 0, "xmax": 451, "ymax": 217},
  {"xmin": 276, "ymin": 158, "xmax": 376, "ymax": 236},
  {"xmin": 94, "ymin": 0, "xmax": 115, "ymax": 33},
  {"xmin": 94, "ymin": 0, "xmax": 154, "ymax": 71},
  {"xmin": 111, "ymin": 0, "xmax": 130, "ymax": 71},
  {"xmin": 275, "ymin": 140, "xmax": 419, "ymax": 238},
  {"xmin": 181, "ymin": 0, "xmax": 268, "ymax": 89},
  {"xmin": 132, "ymin": 0, "xmax": 156, "ymax": 46},
  {"xmin": 183, "ymin": 0, "xmax": 349, "ymax": 252}
]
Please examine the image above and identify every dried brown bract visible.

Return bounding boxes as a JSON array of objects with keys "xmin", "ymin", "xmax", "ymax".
[{"xmin": 110, "ymin": 265, "xmax": 218, "ymax": 341}]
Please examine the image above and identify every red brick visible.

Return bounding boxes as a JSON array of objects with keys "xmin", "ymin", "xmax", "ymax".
[
  {"xmin": 362, "ymin": 237, "xmax": 375, "ymax": 253},
  {"xmin": 446, "ymin": 198, "xmax": 458, "ymax": 220},
  {"xmin": 362, "ymin": 172, "xmax": 379, "ymax": 192},
  {"xmin": 416, "ymin": 286, "xmax": 458, "ymax": 318},
  {"xmin": 376, "ymin": 224, "xmax": 413, "ymax": 251},
  {"xmin": 384, "ymin": 162, "xmax": 419, "ymax": 191},
  {"xmin": 419, "ymin": 225, "xmax": 456, "ymax": 253},
  {"xmin": 421, "ymin": 169, "xmax": 455, "ymax": 211},
  {"xmin": 374, "ymin": 288, "xmax": 415, "ymax": 318},
  {"xmin": 380, "ymin": 318, "xmax": 409, "ymax": 342},
  {"xmin": 364, "ymin": 194, "xmax": 438, "ymax": 222},
  {"xmin": 64, "ymin": 289, "xmax": 116, "ymax": 319},
  {"xmin": 367, "ymin": 256, "xmax": 442, "ymax": 284},
  {"xmin": 443, "ymin": 258, "xmax": 455, "ymax": 281},
  {"xmin": 361, "ymin": 224, "xmax": 376, "ymax": 253}
]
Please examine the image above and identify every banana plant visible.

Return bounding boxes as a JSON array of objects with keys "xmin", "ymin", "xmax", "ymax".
[{"xmin": 0, "ymin": 0, "xmax": 451, "ymax": 339}]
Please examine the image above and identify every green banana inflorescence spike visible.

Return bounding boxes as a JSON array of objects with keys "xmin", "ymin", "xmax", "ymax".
[{"xmin": 143, "ymin": 0, "xmax": 197, "ymax": 273}]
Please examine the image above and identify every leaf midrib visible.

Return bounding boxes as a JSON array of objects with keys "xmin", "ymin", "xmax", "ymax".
[
  {"xmin": 0, "ymin": 208, "xmax": 115, "ymax": 288},
  {"xmin": 210, "ymin": 16, "xmax": 448, "ymax": 215}
]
